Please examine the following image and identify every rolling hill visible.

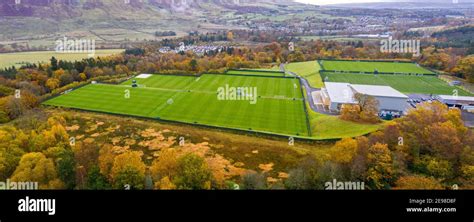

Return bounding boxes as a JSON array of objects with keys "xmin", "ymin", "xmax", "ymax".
[{"xmin": 0, "ymin": 0, "xmax": 303, "ymax": 50}]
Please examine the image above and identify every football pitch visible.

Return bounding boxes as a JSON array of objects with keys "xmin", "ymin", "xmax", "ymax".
[
  {"xmin": 320, "ymin": 60, "xmax": 435, "ymax": 74},
  {"xmin": 43, "ymin": 73, "xmax": 310, "ymax": 137},
  {"xmin": 225, "ymin": 69, "xmax": 285, "ymax": 77},
  {"xmin": 321, "ymin": 73, "xmax": 472, "ymax": 96}
]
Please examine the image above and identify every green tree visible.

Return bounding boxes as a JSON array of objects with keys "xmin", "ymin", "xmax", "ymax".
[
  {"xmin": 56, "ymin": 149, "xmax": 76, "ymax": 189},
  {"xmin": 50, "ymin": 56, "xmax": 58, "ymax": 71},
  {"xmin": 111, "ymin": 151, "xmax": 146, "ymax": 189},
  {"xmin": 174, "ymin": 154, "xmax": 212, "ymax": 190},
  {"xmin": 86, "ymin": 166, "xmax": 111, "ymax": 190},
  {"xmin": 113, "ymin": 166, "xmax": 145, "ymax": 190},
  {"xmin": 189, "ymin": 59, "xmax": 198, "ymax": 71}
]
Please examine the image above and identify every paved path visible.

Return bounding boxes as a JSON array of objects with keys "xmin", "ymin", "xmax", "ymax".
[{"xmin": 281, "ymin": 63, "xmax": 335, "ymax": 115}]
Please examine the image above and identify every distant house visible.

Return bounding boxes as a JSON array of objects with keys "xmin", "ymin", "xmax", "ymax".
[{"xmin": 321, "ymin": 82, "xmax": 408, "ymax": 113}]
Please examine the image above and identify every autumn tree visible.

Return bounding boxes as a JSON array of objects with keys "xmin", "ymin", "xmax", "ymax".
[
  {"xmin": 2, "ymin": 95, "xmax": 27, "ymax": 120},
  {"xmin": 330, "ymin": 138, "xmax": 358, "ymax": 165},
  {"xmin": 366, "ymin": 143, "xmax": 393, "ymax": 189},
  {"xmin": 173, "ymin": 153, "xmax": 212, "ymax": 190},
  {"xmin": 395, "ymin": 101, "xmax": 468, "ymax": 174},
  {"xmin": 46, "ymin": 78, "xmax": 60, "ymax": 91},
  {"xmin": 110, "ymin": 151, "xmax": 146, "ymax": 189},
  {"xmin": 11, "ymin": 152, "xmax": 64, "ymax": 189},
  {"xmin": 393, "ymin": 175, "xmax": 443, "ymax": 190},
  {"xmin": 453, "ymin": 55, "xmax": 474, "ymax": 82},
  {"xmin": 113, "ymin": 166, "xmax": 145, "ymax": 190},
  {"xmin": 150, "ymin": 148, "xmax": 179, "ymax": 189},
  {"xmin": 98, "ymin": 144, "xmax": 116, "ymax": 178},
  {"xmin": 354, "ymin": 93, "xmax": 380, "ymax": 123},
  {"xmin": 339, "ymin": 104, "xmax": 361, "ymax": 122}
]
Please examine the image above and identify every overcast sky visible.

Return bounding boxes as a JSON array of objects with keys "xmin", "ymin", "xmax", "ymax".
[{"xmin": 294, "ymin": 0, "xmax": 391, "ymax": 5}]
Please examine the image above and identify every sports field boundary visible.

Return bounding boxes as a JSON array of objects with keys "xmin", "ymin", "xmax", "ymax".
[
  {"xmin": 39, "ymin": 74, "xmax": 133, "ymax": 102},
  {"xmin": 319, "ymin": 70, "xmax": 437, "ymax": 76},
  {"xmin": 319, "ymin": 58, "xmax": 414, "ymax": 63},
  {"xmin": 40, "ymin": 82, "xmax": 91, "ymax": 103},
  {"xmin": 42, "ymin": 73, "xmax": 313, "ymax": 140},
  {"xmin": 43, "ymin": 106, "xmax": 324, "ymax": 141},
  {"xmin": 298, "ymin": 77, "xmax": 312, "ymax": 137},
  {"xmin": 318, "ymin": 59, "xmax": 437, "ymax": 76},
  {"xmin": 217, "ymin": 72, "xmax": 293, "ymax": 79},
  {"xmin": 227, "ymin": 68, "xmax": 285, "ymax": 74},
  {"xmin": 123, "ymin": 72, "xmax": 295, "ymax": 80},
  {"xmin": 225, "ymin": 69, "xmax": 285, "ymax": 75}
]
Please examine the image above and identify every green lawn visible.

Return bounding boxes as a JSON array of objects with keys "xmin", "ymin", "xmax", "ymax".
[
  {"xmin": 285, "ymin": 61, "xmax": 324, "ymax": 88},
  {"xmin": 321, "ymin": 73, "xmax": 472, "ymax": 96},
  {"xmin": 300, "ymin": 88, "xmax": 381, "ymax": 139},
  {"xmin": 0, "ymin": 49, "xmax": 124, "ymax": 69},
  {"xmin": 320, "ymin": 60, "xmax": 435, "ymax": 74},
  {"xmin": 225, "ymin": 70, "xmax": 285, "ymax": 77},
  {"xmin": 44, "ymin": 74, "xmax": 309, "ymax": 137},
  {"xmin": 309, "ymin": 111, "xmax": 382, "ymax": 140}
]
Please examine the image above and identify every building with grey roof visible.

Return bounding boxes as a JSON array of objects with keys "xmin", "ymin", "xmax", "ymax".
[{"xmin": 321, "ymin": 82, "xmax": 408, "ymax": 113}]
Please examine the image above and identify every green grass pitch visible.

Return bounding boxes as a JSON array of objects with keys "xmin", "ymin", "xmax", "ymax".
[
  {"xmin": 43, "ymin": 74, "xmax": 309, "ymax": 136},
  {"xmin": 321, "ymin": 73, "xmax": 472, "ymax": 96},
  {"xmin": 320, "ymin": 60, "xmax": 435, "ymax": 74},
  {"xmin": 225, "ymin": 70, "xmax": 285, "ymax": 77}
]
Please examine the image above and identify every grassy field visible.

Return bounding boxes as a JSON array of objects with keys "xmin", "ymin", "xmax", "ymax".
[
  {"xmin": 285, "ymin": 61, "xmax": 324, "ymax": 88},
  {"xmin": 0, "ymin": 49, "xmax": 124, "ymax": 69},
  {"xmin": 321, "ymin": 73, "xmax": 472, "ymax": 96},
  {"xmin": 299, "ymin": 87, "xmax": 381, "ymax": 139},
  {"xmin": 225, "ymin": 70, "xmax": 285, "ymax": 77},
  {"xmin": 44, "ymin": 74, "xmax": 309, "ymax": 137},
  {"xmin": 320, "ymin": 60, "xmax": 435, "ymax": 74},
  {"xmin": 309, "ymin": 110, "xmax": 382, "ymax": 140}
]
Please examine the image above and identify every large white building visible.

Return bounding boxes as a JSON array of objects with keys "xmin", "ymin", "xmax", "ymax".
[{"xmin": 321, "ymin": 82, "xmax": 409, "ymax": 113}]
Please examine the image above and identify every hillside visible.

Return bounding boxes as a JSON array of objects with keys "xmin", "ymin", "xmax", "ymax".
[{"xmin": 0, "ymin": 0, "xmax": 306, "ymax": 50}]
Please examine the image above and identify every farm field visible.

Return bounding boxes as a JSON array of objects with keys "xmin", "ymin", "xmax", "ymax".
[
  {"xmin": 320, "ymin": 60, "xmax": 435, "ymax": 74},
  {"xmin": 321, "ymin": 72, "xmax": 473, "ymax": 96},
  {"xmin": 0, "ymin": 49, "xmax": 124, "ymax": 69},
  {"xmin": 44, "ymin": 74, "xmax": 309, "ymax": 137},
  {"xmin": 285, "ymin": 61, "xmax": 324, "ymax": 88},
  {"xmin": 225, "ymin": 69, "xmax": 285, "ymax": 77}
]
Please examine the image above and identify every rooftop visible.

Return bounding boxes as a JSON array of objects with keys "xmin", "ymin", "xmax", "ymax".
[
  {"xmin": 438, "ymin": 95, "xmax": 474, "ymax": 102},
  {"xmin": 350, "ymin": 84, "xmax": 408, "ymax": 99},
  {"xmin": 324, "ymin": 82, "xmax": 357, "ymax": 104},
  {"xmin": 324, "ymin": 82, "xmax": 408, "ymax": 103}
]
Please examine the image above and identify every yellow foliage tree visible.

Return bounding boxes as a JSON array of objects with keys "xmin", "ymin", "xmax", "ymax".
[
  {"xmin": 155, "ymin": 176, "xmax": 177, "ymax": 190},
  {"xmin": 11, "ymin": 152, "xmax": 64, "ymax": 189},
  {"xmin": 150, "ymin": 148, "xmax": 179, "ymax": 183},
  {"xmin": 46, "ymin": 78, "xmax": 60, "ymax": 91},
  {"xmin": 330, "ymin": 138, "xmax": 358, "ymax": 164},
  {"xmin": 98, "ymin": 144, "xmax": 116, "ymax": 178},
  {"xmin": 110, "ymin": 151, "xmax": 146, "ymax": 180},
  {"xmin": 394, "ymin": 175, "xmax": 443, "ymax": 190},
  {"xmin": 366, "ymin": 143, "xmax": 393, "ymax": 189}
]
